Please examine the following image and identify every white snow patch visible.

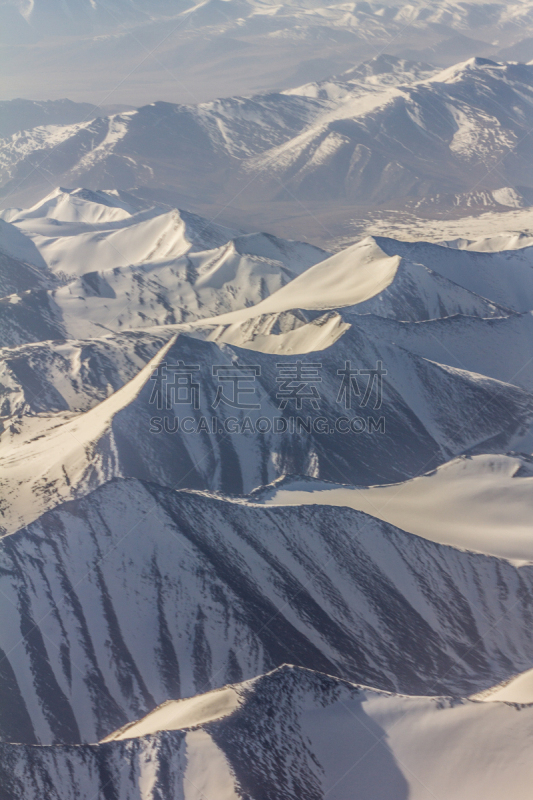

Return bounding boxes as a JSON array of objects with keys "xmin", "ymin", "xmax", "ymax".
[
  {"xmin": 103, "ymin": 686, "xmax": 241, "ymax": 740},
  {"xmin": 257, "ymin": 453, "xmax": 533, "ymax": 563}
]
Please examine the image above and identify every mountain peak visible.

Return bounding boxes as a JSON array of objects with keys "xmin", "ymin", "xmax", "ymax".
[
  {"xmin": 340, "ymin": 53, "xmax": 437, "ymax": 84},
  {"xmin": 429, "ymin": 55, "xmax": 507, "ymax": 83}
]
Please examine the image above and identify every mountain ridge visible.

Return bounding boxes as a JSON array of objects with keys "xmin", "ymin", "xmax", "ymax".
[
  {"xmin": 3, "ymin": 56, "xmax": 533, "ymax": 245},
  {"xmin": 3, "ymin": 475, "xmax": 533, "ymax": 746}
]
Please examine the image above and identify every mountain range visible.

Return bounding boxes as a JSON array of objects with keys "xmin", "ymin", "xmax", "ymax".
[
  {"xmin": 3, "ymin": 56, "xmax": 533, "ymax": 246},
  {"xmin": 3, "ymin": 44, "xmax": 533, "ymax": 799},
  {"xmin": 4, "ymin": 476, "xmax": 533, "ymax": 748},
  {"xmin": 3, "ymin": 190, "xmax": 533, "ymax": 536},
  {"xmin": 4, "ymin": 0, "xmax": 533, "ymax": 107}
]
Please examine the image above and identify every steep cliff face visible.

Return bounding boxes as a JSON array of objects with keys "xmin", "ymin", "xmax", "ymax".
[
  {"xmin": 4, "ymin": 325, "xmax": 533, "ymax": 535},
  {"xmin": 1, "ymin": 478, "xmax": 533, "ymax": 745},
  {"xmin": 3, "ymin": 665, "xmax": 533, "ymax": 800}
]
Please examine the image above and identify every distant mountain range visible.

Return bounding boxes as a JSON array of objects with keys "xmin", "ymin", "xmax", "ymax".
[
  {"xmin": 3, "ymin": 0, "xmax": 533, "ymax": 106},
  {"xmin": 0, "ymin": 99, "xmax": 135, "ymax": 140},
  {"xmin": 2, "ymin": 56, "xmax": 533, "ymax": 245}
]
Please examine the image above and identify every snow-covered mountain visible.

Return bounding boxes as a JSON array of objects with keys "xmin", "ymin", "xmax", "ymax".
[
  {"xmin": 0, "ymin": 99, "xmax": 135, "ymax": 140},
  {"xmin": 5, "ymin": 324, "xmax": 532, "ymax": 535},
  {"xmin": 346, "ymin": 312, "xmax": 533, "ymax": 393},
  {"xmin": 3, "ymin": 479, "xmax": 533, "ymax": 747},
  {"xmin": 2, "ymin": 192, "xmax": 529, "ymax": 350},
  {"xmin": 3, "ymin": 56, "xmax": 533, "ymax": 245},
  {"xmin": 254, "ymin": 453, "xmax": 533, "ymax": 562},
  {"xmin": 0, "ymin": 188, "xmax": 328, "ymax": 344},
  {"xmin": 373, "ymin": 236, "xmax": 533, "ymax": 312},
  {"xmin": 5, "ymin": 666, "xmax": 533, "ymax": 798},
  {"xmin": 2, "ymin": 189, "xmax": 533, "ymax": 530},
  {"xmin": 246, "ymin": 58, "xmax": 533, "ymax": 206},
  {"xmin": 5, "ymin": 0, "xmax": 533, "ymax": 108},
  {"xmin": 2, "ymin": 177, "xmax": 533, "ymax": 797},
  {"xmin": 5, "ymin": 202, "xmax": 533, "ymax": 521},
  {"xmin": 0, "ymin": 329, "xmax": 171, "ymax": 418},
  {"xmin": 3, "ymin": 0, "xmax": 533, "ymax": 792}
]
